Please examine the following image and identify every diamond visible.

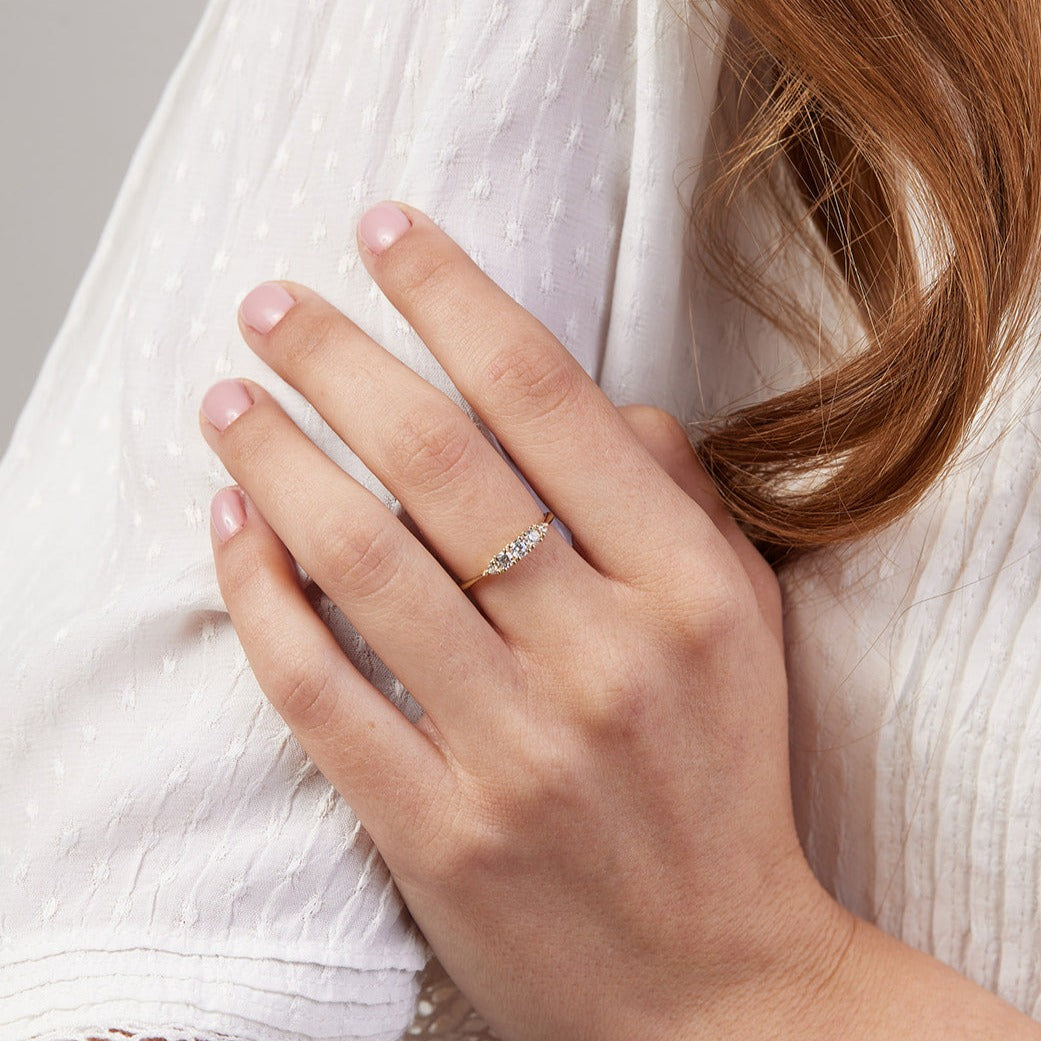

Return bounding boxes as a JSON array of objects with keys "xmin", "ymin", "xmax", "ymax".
[
  {"xmin": 488, "ymin": 532, "xmax": 539, "ymax": 576},
  {"xmin": 460, "ymin": 510, "xmax": 556, "ymax": 590}
]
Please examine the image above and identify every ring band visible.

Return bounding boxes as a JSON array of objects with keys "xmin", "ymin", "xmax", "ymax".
[{"xmin": 458, "ymin": 510, "xmax": 555, "ymax": 591}]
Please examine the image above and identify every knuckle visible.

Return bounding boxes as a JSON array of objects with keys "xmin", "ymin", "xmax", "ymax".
[
  {"xmin": 275, "ymin": 306, "xmax": 341, "ymax": 374},
  {"xmin": 616, "ymin": 403, "xmax": 682, "ymax": 437},
  {"xmin": 218, "ymin": 537, "xmax": 271, "ymax": 603},
  {"xmin": 438, "ymin": 814, "xmax": 511, "ymax": 882},
  {"xmin": 226, "ymin": 410, "xmax": 282, "ymax": 472},
  {"xmin": 619, "ymin": 404, "xmax": 690, "ymax": 449},
  {"xmin": 391, "ymin": 246, "xmax": 457, "ymax": 306},
  {"xmin": 516, "ymin": 738, "xmax": 582, "ymax": 809},
  {"xmin": 274, "ymin": 654, "xmax": 339, "ymax": 734},
  {"xmin": 392, "ymin": 780, "xmax": 467, "ymax": 886},
  {"xmin": 387, "ymin": 408, "xmax": 476, "ymax": 496},
  {"xmin": 484, "ymin": 335, "xmax": 582, "ymax": 421},
  {"xmin": 674, "ymin": 565, "xmax": 757, "ymax": 646},
  {"xmin": 580, "ymin": 654, "xmax": 657, "ymax": 740},
  {"xmin": 317, "ymin": 516, "xmax": 404, "ymax": 603},
  {"xmin": 627, "ymin": 520, "xmax": 754, "ymax": 637},
  {"xmin": 404, "ymin": 778, "xmax": 507, "ymax": 885},
  {"xmin": 220, "ymin": 420, "xmax": 301, "ymax": 512}
]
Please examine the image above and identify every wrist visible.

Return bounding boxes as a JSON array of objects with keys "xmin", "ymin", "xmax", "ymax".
[
  {"xmin": 655, "ymin": 852, "xmax": 862, "ymax": 1041},
  {"xmin": 714, "ymin": 865, "xmax": 861, "ymax": 1041},
  {"xmin": 679, "ymin": 860, "xmax": 1041, "ymax": 1041}
]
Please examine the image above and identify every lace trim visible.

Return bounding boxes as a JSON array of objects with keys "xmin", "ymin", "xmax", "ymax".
[
  {"xmin": 77, "ymin": 1032, "xmax": 239, "ymax": 1041},
  {"xmin": 36, "ymin": 962, "xmax": 489, "ymax": 1041},
  {"xmin": 406, "ymin": 959, "xmax": 499, "ymax": 1040}
]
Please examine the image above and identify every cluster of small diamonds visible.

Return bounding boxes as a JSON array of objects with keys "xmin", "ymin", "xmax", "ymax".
[{"xmin": 484, "ymin": 520, "xmax": 549, "ymax": 576}]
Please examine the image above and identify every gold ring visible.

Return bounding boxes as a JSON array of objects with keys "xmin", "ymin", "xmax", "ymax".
[{"xmin": 458, "ymin": 510, "xmax": 555, "ymax": 591}]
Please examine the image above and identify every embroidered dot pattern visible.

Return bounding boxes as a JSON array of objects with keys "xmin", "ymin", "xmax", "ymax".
[{"xmin": 0, "ymin": 0, "xmax": 731, "ymax": 1038}]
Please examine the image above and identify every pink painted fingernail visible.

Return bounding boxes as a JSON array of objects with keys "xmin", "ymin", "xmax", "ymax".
[
  {"xmin": 211, "ymin": 487, "xmax": 247, "ymax": 543},
  {"xmin": 239, "ymin": 281, "xmax": 297, "ymax": 334},
  {"xmin": 202, "ymin": 379, "xmax": 254, "ymax": 431},
  {"xmin": 359, "ymin": 202, "xmax": 412, "ymax": 255}
]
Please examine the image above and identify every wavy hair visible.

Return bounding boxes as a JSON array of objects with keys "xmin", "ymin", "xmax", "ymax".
[{"xmin": 690, "ymin": 0, "xmax": 1041, "ymax": 565}]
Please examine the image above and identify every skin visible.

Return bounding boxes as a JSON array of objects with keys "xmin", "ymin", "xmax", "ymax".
[{"xmin": 198, "ymin": 201, "xmax": 1041, "ymax": 1041}]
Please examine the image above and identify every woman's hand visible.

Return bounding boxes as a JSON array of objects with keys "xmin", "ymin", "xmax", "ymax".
[{"xmin": 197, "ymin": 202, "xmax": 1038, "ymax": 1041}]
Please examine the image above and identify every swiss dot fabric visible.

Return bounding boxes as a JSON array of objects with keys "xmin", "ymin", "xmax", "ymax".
[{"xmin": 0, "ymin": 1, "xmax": 729, "ymax": 1038}]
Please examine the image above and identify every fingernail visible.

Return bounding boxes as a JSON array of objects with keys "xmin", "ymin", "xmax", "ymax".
[
  {"xmin": 359, "ymin": 202, "xmax": 412, "ymax": 255},
  {"xmin": 239, "ymin": 281, "xmax": 297, "ymax": 334},
  {"xmin": 202, "ymin": 379, "xmax": 254, "ymax": 432},
  {"xmin": 211, "ymin": 487, "xmax": 247, "ymax": 543}
]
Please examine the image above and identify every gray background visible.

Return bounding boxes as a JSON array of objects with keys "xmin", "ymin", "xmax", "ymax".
[{"xmin": 0, "ymin": 0, "xmax": 209, "ymax": 456}]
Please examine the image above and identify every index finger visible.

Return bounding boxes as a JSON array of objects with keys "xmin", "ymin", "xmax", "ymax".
[{"xmin": 355, "ymin": 201, "xmax": 732, "ymax": 588}]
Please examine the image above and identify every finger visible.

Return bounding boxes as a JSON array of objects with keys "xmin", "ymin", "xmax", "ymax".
[
  {"xmin": 354, "ymin": 201, "xmax": 735, "ymax": 591},
  {"xmin": 199, "ymin": 378, "xmax": 517, "ymax": 742},
  {"xmin": 617, "ymin": 404, "xmax": 783, "ymax": 644},
  {"xmin": 235, "ymin": 279, "xmax": 596, "ymax": 647},
  {"xmin": 208, "ymin": 484, "xmax": 451, "ymax": 862}
]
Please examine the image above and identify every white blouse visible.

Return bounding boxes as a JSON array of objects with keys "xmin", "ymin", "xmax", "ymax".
[
  {"xmin": 0, "ymin": 1, "xmax": 728, "ymax": 1038},
  {"xmin": 4, "ymin": 0, "xmax": 1041, "ymax": 1038}
]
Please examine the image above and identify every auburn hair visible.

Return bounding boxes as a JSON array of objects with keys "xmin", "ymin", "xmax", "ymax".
[{"xmin": 689, "ymin": 0, "xmax": 1041, "ymax": 566}]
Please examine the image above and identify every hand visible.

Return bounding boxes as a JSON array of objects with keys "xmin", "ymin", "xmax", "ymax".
[{"xmin": 197, "ymin": 201, "xmax": 854, "ymax": 1041}]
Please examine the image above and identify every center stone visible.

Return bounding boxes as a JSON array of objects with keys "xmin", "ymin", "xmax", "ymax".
[{"xmin": 484, "ymin": 521, "xmax": 548, "ymax": 576}]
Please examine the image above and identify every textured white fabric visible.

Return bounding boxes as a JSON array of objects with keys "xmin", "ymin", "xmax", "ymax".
[
  {"xmin": 5, "ymin": 0, "xmax": 1041, "ymax": 1036},
  {"xmin": 781, "ymin": 342, "xmax": 1041, "ymax": 1017},
  {"xmin": 0, "ymin": 1, "xmax": 729, "ymax": 1038},
  {"xmin": 692, "ymin": 182, "xmax": 1041, "ymax": 1018}
]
